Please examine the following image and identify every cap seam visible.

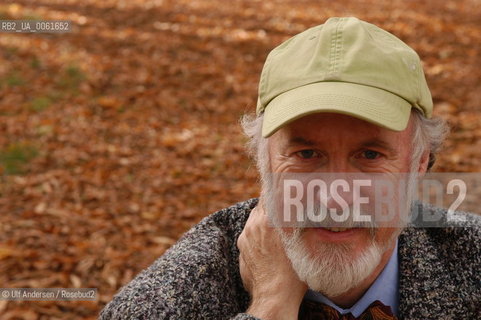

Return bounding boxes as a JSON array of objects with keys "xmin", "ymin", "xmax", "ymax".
[
  {"xmin": 415, "ymin": 57, "xmax": 422, "ymax": 113},
  {"xmin": 328, "ymin": 18, "xmax": 344, "ymax": 77}
]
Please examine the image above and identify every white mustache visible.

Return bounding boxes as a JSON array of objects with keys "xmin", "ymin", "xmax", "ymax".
[{"xmin": 285, "ymin": 204, "xmax": 378, "ymax": 238}]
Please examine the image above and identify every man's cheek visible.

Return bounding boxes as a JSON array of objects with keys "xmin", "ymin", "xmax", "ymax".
[
  {"xmin": 280, "ymin": 179, "xmax": 305, "ymax": 226},
  {"xmin": 372, "ymin": 228, "xmax": 394, "ymax": 247}
]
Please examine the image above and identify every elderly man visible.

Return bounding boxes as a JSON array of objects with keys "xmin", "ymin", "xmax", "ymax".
[{"xmin": 100, "ymin": 17, "xmax": 480, "ymax": 319}]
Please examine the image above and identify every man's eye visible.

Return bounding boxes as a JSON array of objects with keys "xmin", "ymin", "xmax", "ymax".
[
  {"xmin": 296, "ymin": 150, "xmax": 318, "ymax": 159},
  {"xmin": 362, "ymin": 150, "xmax": 381, "ymax": 160}
]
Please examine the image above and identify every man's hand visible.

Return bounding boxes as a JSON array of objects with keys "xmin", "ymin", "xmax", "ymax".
[{"xmin": 237, "ymin": 204, "xmax": 307, "ymax": 320}]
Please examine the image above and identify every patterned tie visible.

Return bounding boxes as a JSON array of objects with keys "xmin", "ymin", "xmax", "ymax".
[{"xmin": 298, "ymin": 299, "xmax": 398, "ymax": 320}]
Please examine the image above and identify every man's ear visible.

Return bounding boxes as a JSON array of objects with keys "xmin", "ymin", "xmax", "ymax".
[{"xmin": 417, "ymin": 149, "xmax": 430, "ymax": 176}]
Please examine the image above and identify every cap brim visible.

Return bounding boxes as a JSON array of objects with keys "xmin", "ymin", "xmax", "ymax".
[{"xmin": 262, "ymin": 82, "xmax": 412, "ymax": 137}]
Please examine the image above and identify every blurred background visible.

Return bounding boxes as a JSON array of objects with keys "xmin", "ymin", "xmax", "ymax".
[{"xmin": 0, "ymin": 0, "xmax": 480, "ymax": 318}]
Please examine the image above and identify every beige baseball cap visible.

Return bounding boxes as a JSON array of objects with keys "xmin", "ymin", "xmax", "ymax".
[{"xmin": 256, "ymin": 17, "xmax": 433, "ymax": 137}]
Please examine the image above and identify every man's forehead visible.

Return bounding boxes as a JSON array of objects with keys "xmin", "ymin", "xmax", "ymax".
[
  {"xmin": 287, "ymin": 135, "xmax": 399, "ymax": 154},
  {"xmin": 269, "ymin": 112, "xmax": 412, "ymax": 148},
  {"xmin": 281, "ymin": 113, "xmax": 384, "ymax": 136}
]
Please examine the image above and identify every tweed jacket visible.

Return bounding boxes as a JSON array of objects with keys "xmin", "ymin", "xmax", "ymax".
[{"xmin": 100, "ymin": 198, "xmax": 481, "ymax": 319}]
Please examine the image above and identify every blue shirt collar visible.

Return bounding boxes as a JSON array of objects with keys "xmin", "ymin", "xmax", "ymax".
[{"xmin": 304, "ymin": 239, "xmax": 399, "ymax": 317}]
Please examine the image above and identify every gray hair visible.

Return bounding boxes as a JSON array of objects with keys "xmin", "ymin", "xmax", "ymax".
[
  {"xmin": 240, "ymin": 109, "xmax": 449, "ymax": 182},
  {"xmin": 410, "ymin": 108, "xmax": 449, "ymax": 171}
]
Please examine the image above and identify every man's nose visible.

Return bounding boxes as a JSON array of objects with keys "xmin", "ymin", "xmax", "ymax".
[{"xmin": 325, "ymin": 182, "xmax": 355, "ymax": 212}]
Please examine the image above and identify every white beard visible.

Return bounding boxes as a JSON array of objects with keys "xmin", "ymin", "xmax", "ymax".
[
  {"xmin": 262, "ymin": 173, "xmax": 411, "ymax": 298},
  {"xmin": 277, "ymin": 227, "xmax": 386, "ymax": 297}
]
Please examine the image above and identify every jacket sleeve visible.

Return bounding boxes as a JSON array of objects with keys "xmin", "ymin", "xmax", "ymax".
[{"xmin": 99, "ymin": 200, "xmax": 259, "ymax": 320}]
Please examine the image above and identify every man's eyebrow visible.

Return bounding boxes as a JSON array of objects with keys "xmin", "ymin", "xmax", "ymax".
[
  {"xmin": 289, "ymin": 136, "xmax": 397, "ymax": 151},
  {"xmin": 288, "ymin": 136, "xmax": 317, "ymax": 146},
  {"xmin": 360, "ymin": 139, "xmax": 397, "ymax": 153},
  {"xmin": 288, "ymin": 137, "xmax": 398, "ymax": 153}
]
